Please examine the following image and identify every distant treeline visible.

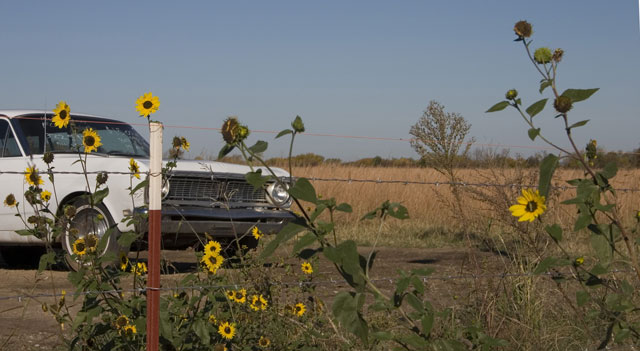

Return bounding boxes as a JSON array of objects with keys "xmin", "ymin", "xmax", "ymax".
[{"xmin": 197, "ymin": 148, "xmax": 640, "ymax": 169}]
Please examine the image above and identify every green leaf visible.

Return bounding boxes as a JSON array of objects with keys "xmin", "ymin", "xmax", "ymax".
[
  {"xmin": 485, "ymin": 101, "xmax": 510, "ymax": 113},
  {"xmin": 388, "ymin": 203, "xmax": 409, "ymax": 220},
  {"xmin": 192, "ymin": 319, "xmax": 210, "ymax": 345},
  {"xmin": 528, "ymin": 128, "xmax": 541, "ymax": 141},
  {"xmin": 538, "ymin": 154, "xmax": 558, "ymax": 199},
  {"xmin": 288, "ymin": 178, "xmax": 317, "ymax": 204},
  {"xmin": 217, "ymin": 144, "xmax": 235, "ymax": 159},
  {"xmin": 574, "ymin": 213, "xmax": 592, "ymax": 231},
  {"xmin": 545, "ymin": 224, "xmax": 562, "ymax": 242},
  {"xmin": 15, "ymin": 229, "xmax": 33, "ymax": 236},
  {"xmin": 561, "ymin": 88, "xmax": 599, "ymax": 103},
  {"xmin": 259, "ymin": 220, "xmax": 307, "ymax": 259},
  {"xmin": 245, "ymin": 169, "xmax": 269, "ymax": 189},
  {"xmin": 421, "ymin": 312, "xmax": 434, "ymax": 336},
  {"xmin": 372, "ymin": 331, "xmax": 393, "ymax": 341},
  {"xmin": 568, "ymin": 120, "xmax": 589, "ymax": 129},
  {"xmin": 117, "ymin": 231, "xmax": 140, "ymax": 248},
  {"xmin": 275, "ymin": 129, "xmax": 293, "ymax": 139},
  {"xmin": 92, "ymin": 188, "xmax": 109, "ymax": 205},
  {"xmin": 405, "ymin": 293, "xmax": 424, "ymax": 312},
  {"xmin": 248, "ymin": 140, "xmax": 268, "ymax": 154},
  {"xmin": 539, "ymin": 80, "xmax": 552, "ymax": 93},
  {"xmin": 534, "ymin": 257, "xmax": 570, "ymax": 274},
  {"xmin": 332, "ymin": 292, "xmax": 368, "ymax": 345},
  {"xmin": 525, "ymin": 99, "xmax": 548, "ymax": 118},
  {"xmin": 591, "ymin": 234, "xmax": 612, "ymax": 266},
  {"xmin": 293, "ymin": 232, "xmax": 317, "ymax": 253},
  {"xmin": 601, "ymin": 162, "xmax": 618, "ymax": 179},
  {"xmin": 38, "ymin": 252, "xmax": 56, "ymax": 272},
  {"xmin": 576, "ymin": 290, "xmax": 590, "ymax": 307},
  {"xmin": 335, "ymin": 203, "xmax": 353, "ymax": 213},
  {"xmin": 130, "ymin": 178, "xmax": 148, "ymax": 195}
]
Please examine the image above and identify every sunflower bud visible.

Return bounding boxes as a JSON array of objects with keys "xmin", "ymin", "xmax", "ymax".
[
  {"xmin": 43, "ymin": 152, "xmax": 54, "ymax": 164},
  {"xmin": 585, "ymin": 139, "xmax": 597, "ymax": 162},
  {"xmin": 221, "ymin": 117, "xmax": 239, "ymax": 144},
  {"xmin": 172, "ymin": 136, "xmax": 182, "ymax": 149},
  {"xmin": 25, "ymin": 191, "xmax": 37, "ymax": 205},
  {"xmin": 291, "ymin": 115, "xmax": 305, "ymax": 133},
  {"xmin": 574, "ymin": 257, "xmax": 584, "ymax": 266},
  {"xmin": 41, "ymin": 304, "xmax": 48, "ymax": 313},
  {"xmin": 534, "ymin": 47, "xmax": 552, "ymax": 64},
  {"xmin": 505, "ymin": 89, "xmax": 518, "ymax": 100},
  {"xmin": 64, "ymin": 205, "xmax": 77, "ymax": 218},
  {"xmin": 96, "ymin": 172, "xmax": 108, "ymax": 186},
  {"xmin": 513, "ymin": 20, "xmax": 533, "ymax": 38},
  {"xmin": 554, "ymin": 96, "xmax": 573, "ymax": 113},
  {"xmin": 552, "ymin": 48, "xmax": 564, "ymax": 63}
]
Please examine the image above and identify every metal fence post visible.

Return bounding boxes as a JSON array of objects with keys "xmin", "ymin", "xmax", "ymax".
[{"xmin": 147, "ymin": 121, "xmax": 162, "ymax": 350}]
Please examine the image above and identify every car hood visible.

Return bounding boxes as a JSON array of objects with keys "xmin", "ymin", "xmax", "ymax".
[{"xmin": 138, "ymin": 159, "xmax": 290, "ymax": 178}]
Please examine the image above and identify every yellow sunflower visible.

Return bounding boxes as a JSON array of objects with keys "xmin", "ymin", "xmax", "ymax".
[
  {"xmin": 25, "ymin": 166, "xmax": 44, "ymax": 186},
  {"xmin": 251, "ymin": 227, "xmax": 263, "ymax": 240},
  {"xmin": 132, "ymin": 262, "xmax": 147, "ymax": 276},
  {"xmin": 84, "ymin": 234, "xmax": 98, "ymax": 253},
  {"xmin": 119, "ymin": 252, "xmax": 129, "ymax": 271},
  {"xmin": 225, "ymin": 290, "xmax": 236, "ymax": 302},
  {"xmin": 258, "ymin": 336, "xmax": 271, "ymax": 348},
  {"xmin": 136, "ymin": 92, "xmax": 160, "ymax": 117},
  {"xmin": 509, "ymin": 189, "xmax": 546, "ymax": 222},
  {"xmin": 294, "ymin": 303, "xmax": 306, "ymax": 317},
  {"xmin": 250, "ymin": 294, "xmax": 268, "ymax": 311},
  {"xmin": 218, "ymin": 321, "xmax": 235, "ymax": 340},
  {"xmin": 208, "ymin": 314, "xmax": 217, "ymax": 324},
  {"xmin": 204, "ymin": 240, "xmax": 222, "ymax": 255},
  {"xmin": 115, "ymin": 315, "xmax": 129, "ymax": 329},
  {"xmin": 201, "ymin": 252, "xmax": 224, "ymax": 274},
  {"xmin": 40, "ymin": 190, "xmax": 52, "ymax": 202},
  {"xmin": 52, "ymin": 101, "xmax": 71, "ymax": 129},
  {"xmin": 129, "ymin": 158, "xmax": 140, "ymax": 179},
  {"xmin": 233, "ymin": 288, "xmax": 246, "ymax": 304},
  {"xmin": 122, "ymin": 324, "xmax": 137, "ymax": 336},
  {"xmin": 4, "ymin": 194, "xmax": 17, "ymax": 207},
  {"xmin": 72, "ymin": 238, "xmax": 86, "ymax": 256},
  {"xmin": 301, "ymin": 261, "xmax": 313, "ymax": 275},
  {"xmin": 81, "ymin": 128, "xmax": 102, "ymax": 153},
  {"xmin": 180, "ymin": 137, "xmax": 190, "ymax": 151}
]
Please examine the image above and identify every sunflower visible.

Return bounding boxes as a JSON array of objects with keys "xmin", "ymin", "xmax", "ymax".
[
  {"xmin": 201, "ymin": 252, "xmax": 224, "ymax": 274},
  {"xmin": 233, "ymin": 289, "xmax": 246, "ymax": 304},
  {"xmin": 82, "ymin": 128, "xmax": 102, "ymax": 153},
  {"xmin": 301, "ymin": 261, "xmax": 313, "ymax": 275},
  {"xmin": 115, "ymin": 315, "xmax": 129, "ymax": 329},
  {"xmin": 258, "ymin": 336, "xmax": 271, "ymax": 348},
  {"xmin": 294, "ymin": 303, "xmax": 306, "ymax": 317},
  {"xmin": 204, "ymin": 240, "xmax": 222, "ymax": 255},
  {"xmin": 119, "ymin": 252, "xmax": 129, "ymax": 271},
  {"xmin": 250, "ymin": 294, "xmax": 268, "ymax": 311},
  {"xmin": 509, "ymin": 189, "xmax": 546, "ymax": 222},
  {"xmin": 122, "ymin": 324, "xmax": 137, "ymax": 336},
  {"xmin": 129, "ymin": 158, "xmax": 140, "ymax": 179},
  {"xmin": 132, "ymin": 262, "xmax": 147, "ymax": 276},
  {"xmin": 84, "ymin": 234, "xmax": 98, "ymax": 253},
  {"xmin": 218, "ymin": 321, "xmax": 235, "ymax": 340},
  {"xmin": 52, "ymin": 101, "xmax": 71, "ymax": 129},
  {"xmin": 40, "ymin": 190, "xmax": 52, "ymax": 202},
  {"xmin": 180, "ymin": 137, "xmax": 190, "ymax": 151},
  {"xmin": 136, "ymin": 92, "xmax": 160, "ymax": 117},
  {"xmin": 4, "ymin": 194, "xmax": 17, "ymax": 207},
  {"xmin": 72, "ymin": 238, "xmax": 86, "ymax": 256},
  {"xmin": 25, "ymin": 166, "xmax": 44, "ymax": 186},
  {"xmin": 251, "ymin": 226, "xmax": 263, "ymax": 240},
  {"xmin": 225, "ymin": 290, "xmax": 236, "ymax": 301},
  {"xmin": 208, "ymin": 314, "xmax": 217, "ymax": 324}
]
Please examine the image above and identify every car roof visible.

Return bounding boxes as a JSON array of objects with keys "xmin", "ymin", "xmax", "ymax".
[{"xmin": 0, "ymin": 109, "xmax": 105, "ymax": 119}]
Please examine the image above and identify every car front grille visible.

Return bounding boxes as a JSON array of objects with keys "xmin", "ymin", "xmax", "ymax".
[{"xmin": 166, "ymin": 176, "xmax": 268, "ymax": 204}]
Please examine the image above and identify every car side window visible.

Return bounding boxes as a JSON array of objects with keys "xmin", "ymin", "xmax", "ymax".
[{"xmin": 0, "ymin": 119, "xmax": 23, "ymax": 157}]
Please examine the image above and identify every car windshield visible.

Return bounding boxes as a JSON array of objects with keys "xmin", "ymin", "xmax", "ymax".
[{"xmin": 15, "ymin": 115, "xmax": 149, "ymax": 157}]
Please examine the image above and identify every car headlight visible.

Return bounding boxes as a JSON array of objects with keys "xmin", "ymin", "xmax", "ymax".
[
  {"xmin": 267, "ymin": 182, "xmax": 290, "ymax": 207},
  {"xmin": 144, "ymin": 175, "xmax": 170, "ymax": 203}
]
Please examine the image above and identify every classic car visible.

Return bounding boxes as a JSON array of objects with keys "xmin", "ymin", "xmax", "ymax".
[{"xmin": 0, "ymin": 110, "xmax": 294, "ymax": 265}]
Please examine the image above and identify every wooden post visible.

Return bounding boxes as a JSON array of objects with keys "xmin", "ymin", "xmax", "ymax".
[{"xmin": 147, "ymin": 121, "xmax": 162, "ymax": 350}]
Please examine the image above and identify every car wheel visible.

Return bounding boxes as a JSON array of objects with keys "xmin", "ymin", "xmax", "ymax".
[{"xmin": 61, "ymin": 198, "xmax": 120, "ymax": 270}]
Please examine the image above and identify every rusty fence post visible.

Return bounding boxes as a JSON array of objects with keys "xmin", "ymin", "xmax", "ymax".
[{"xmin": 147, "ymin": 121, "xmax": 162, "ymax": 350}]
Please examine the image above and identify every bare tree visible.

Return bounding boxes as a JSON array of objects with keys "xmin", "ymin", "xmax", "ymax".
[{"xmin": 409, "ymin": 100, "xmax": 475, "ymax": 181}]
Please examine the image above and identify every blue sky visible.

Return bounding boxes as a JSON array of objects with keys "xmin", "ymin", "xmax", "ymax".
[{"xmin": 1, "ymin": 1, "xmax": 639, "ymax": 160}]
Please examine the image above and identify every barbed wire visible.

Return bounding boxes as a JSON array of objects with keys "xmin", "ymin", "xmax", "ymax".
[
  {"xmin": 0, "ymin": 268, "xmax": 633, "ymax": 303},
  {"xmin": 9, "ymin": 115, "xmax": 640, "ymax": 156}
]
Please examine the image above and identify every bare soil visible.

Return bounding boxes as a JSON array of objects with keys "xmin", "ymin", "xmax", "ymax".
[{"xmin": 0, "ymin": 246, "xmax": 496, "ymax": 350}]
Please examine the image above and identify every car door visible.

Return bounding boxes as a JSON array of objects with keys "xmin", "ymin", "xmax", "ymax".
[{"xmin": 0, "ymin": 117, "xmax": 31, "ymax": 234}]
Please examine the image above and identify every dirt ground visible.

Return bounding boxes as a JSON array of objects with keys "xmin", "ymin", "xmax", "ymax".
[{"xmin": 0, "ymin": 246, "xmax": 495, "ymax": 350}]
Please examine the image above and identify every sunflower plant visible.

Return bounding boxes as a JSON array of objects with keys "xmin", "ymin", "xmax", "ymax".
[{"xmin": 487, "ymin": 20, "xmax": 640, "ymax": 348}]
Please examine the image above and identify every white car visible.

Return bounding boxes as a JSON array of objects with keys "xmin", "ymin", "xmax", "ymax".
[{"xmin": 0, "ymin": 110, "xmax": 294, "ymax": 265}]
